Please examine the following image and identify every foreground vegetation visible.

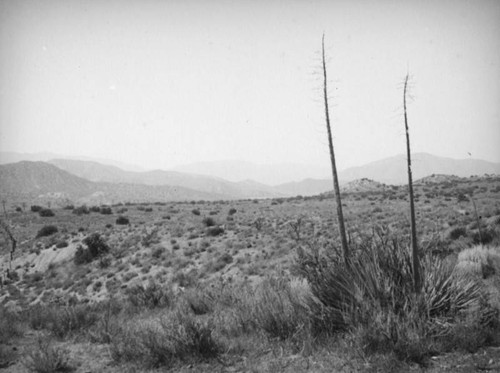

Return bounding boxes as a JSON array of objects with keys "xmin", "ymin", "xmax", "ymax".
[{"xmin": 1, "ymin": 174, "xmax": 500, "ymax": 372}]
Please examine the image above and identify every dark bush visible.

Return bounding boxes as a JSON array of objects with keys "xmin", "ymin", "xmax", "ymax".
[
  {"xmin": 83, "ymin": 233, "xmax": 110, "ymax": 258},
  {"xmin": 206, "ymin": 226, "xmax": 224, "ymax": 237},
  {"xmin": 63, "ymin": 205, "xmax": 74, "ymax": 210},
  {"xmin": 202, "ymin": 217, "xmax": 216, "ymax": 227},
  {"xmin": 89, "ymin": 206, "xmax": 101, "ymax": 213},
  {"xmin": 15, "ymin": 206, "xmax": 22, "ymax": 212},
  {"xmin": 36, "ymin": 225, "xmax": 58, "ymax": 238},
  {"xmin": 55, "ymin": 240, "xmax": 68, "ymax": 248},
  {"xmin": 192, "ymin": 209, "xmax": 200, "ymax": 216},
  {"xmin": 73, "ymin": 205, "xmax": 89, "ymax": 215},
  {"xmin": 74, "ymin": 233, "xmax": 110, "ymax": 264},
  {"xmin": 116, "ymin": 216, "xmax": 130, "ymax": 225},
  {"xmin": 449, "ymin": 226, "xmax": 467, "ymax": 240},
  {"xmin": 228, "ymin": 208, "xmax": 237, "ymax": 215},
  {"xmin": 100, "ymin": 206, "xmax": 113, "ymax": 215},
  {"xmin": 39, "ymin": 208, "xmax": 55, "ymax": 217},
  {"xmin": 471, "ymin": 228, "xmax": 495, "ymax": 245},
  {"xmin": 74, "ymin": 245, "xmax": 93, "ymax": 265},
  {"xmin": 31, "ymin": 205, "xmax": 43, "ymax": 212}
]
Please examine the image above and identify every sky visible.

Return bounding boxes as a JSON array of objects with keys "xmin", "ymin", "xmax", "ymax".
[{"xmin": 1, "ymin": 0, "xmax": 499, "ymax": 173}]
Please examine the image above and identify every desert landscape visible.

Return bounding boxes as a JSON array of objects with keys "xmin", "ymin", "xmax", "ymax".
[
  {"xmin": 2, "ymin": 0, "xmax": 500, "ymax": 372},
  {"xmin": 1, "ymin": 155, "xmax": 500, "ymax": 372}
]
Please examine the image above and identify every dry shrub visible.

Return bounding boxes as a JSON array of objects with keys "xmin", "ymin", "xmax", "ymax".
[
  {"xmin": 110, "ymin": 310, "xmax": 221, "ymax": 368},
  {"xmin": 126, "ymin": 280, "xmax": 173, "ymax": 309},
  {"xmin": 23, "ymin": 335, "xmax": 73, "ymax": 373}
]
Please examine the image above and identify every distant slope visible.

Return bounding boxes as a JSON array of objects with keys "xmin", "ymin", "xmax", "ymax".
[
  {"xmin": 171, "ymin": 160, "xmax": 330, "ymax": 186},
  {"xmin": 49, "ymin": 159, "xmax": 284, "ymax": 199},
  {"xmin": 0, "ymin": 161, "xmax": 228, "ymax": 205},
  {"xmin": 339, "ymin": 153, "xmax": 500, "ymax": 185},
  {"xmin": 415, "ymin": 174, "xmax": 462, "ymax": 185},
  {"xmin": 341, "ymin": 178, "xmax": 387, "ymax": 193}
]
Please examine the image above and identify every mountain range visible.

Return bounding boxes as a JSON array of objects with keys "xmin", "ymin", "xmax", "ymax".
[
  {"xmin": 0, "ymin": 161, "xmax": 225, "ymax": 206},
  {"xmin": 0, "ymin": 152, "xmax": 498, "ymax": 205},
  {"xmin": 48, "ymin": 158, "xmax": 283, "ymax": 200}
]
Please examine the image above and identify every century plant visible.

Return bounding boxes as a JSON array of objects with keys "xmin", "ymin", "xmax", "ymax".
[{"xmin": 321, "ymin": 34, "xmax": 349, "ymax": 262}]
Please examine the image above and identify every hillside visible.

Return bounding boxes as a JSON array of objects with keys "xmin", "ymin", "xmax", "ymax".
[
  {"xmin": 341, "ymin": 178, "xmax": 387, "ymax": 193},
  {"xmin": 0, "ymin": 161, "xmax": 95, "ymax": 202},
  {"xmin": 415, "ymin": 174, "xmax": 463, "ymax": 185}
]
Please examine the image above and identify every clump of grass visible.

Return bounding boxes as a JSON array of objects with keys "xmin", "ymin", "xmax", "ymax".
[
  {"xmin": 296, "ymin": 229, "xmax": 496, "ymax": 365},
  {"xmin": 27, "ymin": 304, "xmax": 99, "ymax": 339},
  {"xmin": 183, "ymin": 287, "xmax": 214, "ymax": 315},
  {"xmin": 249, "ymin": 276, "xmax": 315, "ymax": 343},
  {"xmin": 456, "ymin": 245, "xmax": 500, "ymax": 279}
]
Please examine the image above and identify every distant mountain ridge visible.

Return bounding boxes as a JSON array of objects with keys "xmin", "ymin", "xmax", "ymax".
[
  {"xmin": 0, "ymin": 161, "xmax": 231, "ymax": 205},
  {"xmin": 171, "ymin": 160, "xmax": 330, "ymax": 186},
  {"xmin": 0, "ymin": 151, "xmax": 144, "ymax": 172},
  {"xmin": 1, "ymin": 153, "xmax": 498, "ymax": 201},
  {"xmin": 273, "ymin": 153, "xmax": 500, "ymax": 196},
  {"xmin": 48, "ymin": 159, "xmax": 284, "ymax": 199},
  {"xmin": 339, "ymin": 153, "xmax": 500, "ymax": 185}
]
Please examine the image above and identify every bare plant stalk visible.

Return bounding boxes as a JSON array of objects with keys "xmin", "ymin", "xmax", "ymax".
[
  {"xmin": 322, "ymin": 34, "xmax": 349, "ymax": 262},
  {"xmin": 403, "ymin": 73, "xmax": 421, "ymax": 293},
  {"xmin": 469, "ymin": 193, "xmax": 484, "ymax": 245}
]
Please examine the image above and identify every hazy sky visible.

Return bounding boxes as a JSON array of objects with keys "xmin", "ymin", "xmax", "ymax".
[{"xmin": 1, "ymin": 0, "xmax": 499, "ymax": 172}]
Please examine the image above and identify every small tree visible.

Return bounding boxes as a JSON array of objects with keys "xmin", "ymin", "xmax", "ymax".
[{"xmin": 321, "ymin": 34, "xmax": 349, "ymax": 262}]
